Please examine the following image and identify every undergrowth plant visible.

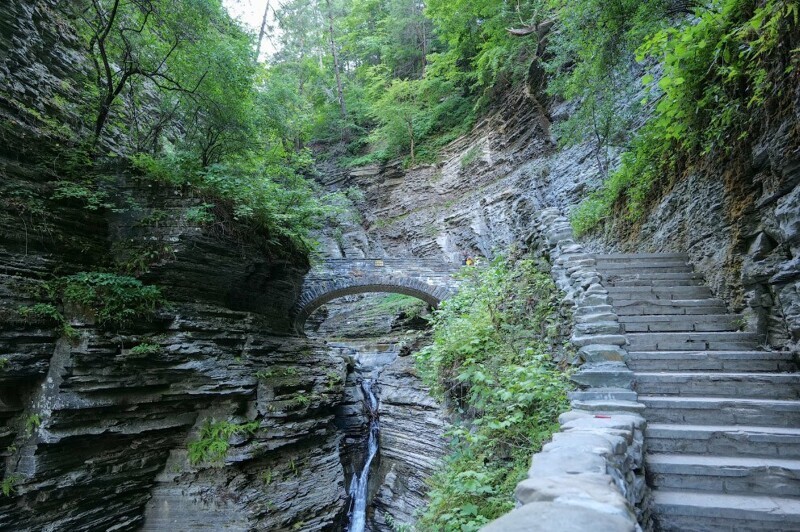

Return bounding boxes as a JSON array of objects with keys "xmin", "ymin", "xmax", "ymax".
[
  {"xmin": 1, "ymin": 475, "xmax": 22, "ymax": 497},
  {"xmin": 416, "ymin": 254, "xmax": 572, "ymax": 531},
  {"xmin": 20, "ymin": 272, "xmax": 164, "ymax": 336},
  {"xmin": 187, "ymin": 419, "xmax": 260, "ymax": 465}
]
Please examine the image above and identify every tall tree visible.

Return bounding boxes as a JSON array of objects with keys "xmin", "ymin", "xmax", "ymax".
[{"xmin": 324, "ymin": 0, "xmax": 347, "ymax": 124}]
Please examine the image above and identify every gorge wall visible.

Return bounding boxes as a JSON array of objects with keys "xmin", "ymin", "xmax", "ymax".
[{"xmin": 0, "ymin": 3, "xmax": 352, "ymax": 529}]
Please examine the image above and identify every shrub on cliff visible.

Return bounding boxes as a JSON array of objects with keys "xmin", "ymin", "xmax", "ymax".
[{"xmin": 22, "ymin": 272, "xmax": 165, "ymax": 334}]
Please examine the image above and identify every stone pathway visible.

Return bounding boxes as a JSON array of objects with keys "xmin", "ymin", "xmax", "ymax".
[{"xmin": 594, "ymin": 253, "xmax": 800, "ymax": 531}]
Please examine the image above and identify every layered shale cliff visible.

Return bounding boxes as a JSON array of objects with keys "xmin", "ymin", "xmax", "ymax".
[{"xmin": 0, "ymin": 2, "xmax": 352, "ymax": 529}]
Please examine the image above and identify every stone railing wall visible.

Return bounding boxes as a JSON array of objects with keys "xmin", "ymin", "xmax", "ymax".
[{"xmin": 483, "ymin": 208, "xmax": 650, "ymax": 532}]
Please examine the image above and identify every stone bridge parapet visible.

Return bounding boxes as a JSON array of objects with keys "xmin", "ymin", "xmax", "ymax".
[{"xmin": 292, "ymin": 258, "xmax": 460, "ymax": 334}]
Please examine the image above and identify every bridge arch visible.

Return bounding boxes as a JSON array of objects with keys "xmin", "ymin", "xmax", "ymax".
[{"xmin": 292, "ymin": 259, "xmax": 459, "ymax": 334}]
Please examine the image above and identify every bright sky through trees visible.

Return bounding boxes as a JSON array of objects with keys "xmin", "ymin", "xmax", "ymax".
[{"xmin": 223, "ymin": 0, "xmax": 279, "ymax": 60}]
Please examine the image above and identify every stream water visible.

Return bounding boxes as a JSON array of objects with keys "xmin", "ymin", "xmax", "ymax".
[{"xmin": 347, "ymin": 379, "xmax": 380, "ymax": 532}]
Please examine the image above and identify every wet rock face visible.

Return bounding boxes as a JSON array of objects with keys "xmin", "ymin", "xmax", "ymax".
[
  {"xmin": 0, "ymin": 183, "xmax": 351, "ymax": 531},
  {"xmin": 3, "ymin": 308, "xmax": 352, "ymax": 531},
  {"xmin": 370, "ymin": 352, "xmax": 448, "ymax": 530},
  {"xmin": 316, "ymin": 295, "xmax": 448, "ymax": 531}
]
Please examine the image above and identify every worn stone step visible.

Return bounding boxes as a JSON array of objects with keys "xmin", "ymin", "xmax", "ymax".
[
  {"xmin": 607, "ymin": 277, "xmax": 706, "ymax": 287},
  {"xmin": 604, "ymin": 272, "xmax": 704, "ymax": 282},
  {"xmin": 646, "ymin": 424, "xmax": 800, "ymax": 459},
  {"xmin": 646, "ymin": 453, "xmax": 800, "ymax": 497},
  {"xmin": 607, "ymin": 285, "xmax": 713, "ymax": 299},
  {"xmin": 653, "ymin": 490, "xmax": 800, "ymax": 531},
  {"xmin": 626, "ymin": 350, "xmax": 798, "ymax": 372},
  {"xmin": 613, "ymin": 299, "xmax": 728, "ymax": 316},
  {"xmin": 595, "ymin": 263, "xmax": 694, "ymax": 274},
  {"xmin": 593, "ymin": 253, "xmax": 690, "ymax": 261},
  {"xmin": 594, "ymin": 258, "xmax": 689, "ymax": 268},
  {"xmin": 640, "ymin": 396, "xmax": 800, "ymax": 426},
  {"xmin": 634, "ymin": 372, "xmax": 800, "ymax": 399},
  {"xmin": 626, "ymin": 331, "xmax": 761, "ymax": 351},
  {"xmin": 620, "ymin": 314, "xmax": 738, "ymax": 333}
]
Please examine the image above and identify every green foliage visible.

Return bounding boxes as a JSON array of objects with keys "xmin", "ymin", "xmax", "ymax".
[
  {"xmin": 24, "ymin": 414, "xmax": 41, "ymax": 435},
  {"xmin": 0, "ymin": 358, "xmax": 8, "ymax": 370},
  {"xmin": 546, "ymin": 0, "xmax": 668, "ymax": 149},
  {"xmin": 374, "ymin": 294, "xmax": 427, "ymax": 320},
  {"xmin": 18, "ymin": 303, "xmax": 63, "ymax": 324},
  {"xmin": 18, "ymin": 303, "xmax": 78, "ymax": 341},
  {"xmin": 128, "ymin": 342, "xmax": 162, "ymax": 358},
  {"xmin": 364, "ymin": 74, "xmax": 473, "ymax": 165},
  {"xmin": 51, "ymin": 180, "xmax": 112, "ymax": 211},
  {"xmin": 384, "ymin": 512, "xmax": 413, "ymax": 532},
  {"xmin": 459, "ymin": 145, "xmax": 481, "ymax": 169},
  {"xmin": 426, "ymin": 0, "xmax": 548, "ymax": 103},
  {"xmin": 563, "ymin": 0, "xmax": 800, "ymax": 234},
  {"xmin": 131, "ymin": 151, "xmax": 347, "ymax": 253},
  {"xmin": 187, "ymin": 419, "xmax": 260, "ymax": 465},
  {"xmin": 23, "ymin": 273, "xmax": 163, "ymax": 333},
  {"xmin": 184, "ymin": 203, "xmax": 215, "ymax": 225},
  {"xmin": 59, "ymin": 272, "xmax": 164, "ymax": 330},
  {"xmin": 416, "ymin": 255, "xmax": 572, "ymax": 530},
  {"xmin": 254, "ymin": 367, "xmax": 299, "ymax": 380},
  {"xmin": 1, "ymin": 475, "xmax": 22, "ymax": 497},
  {"xmin": 291, "ymin": 392, "xmax": 313, "ymax": 408}
]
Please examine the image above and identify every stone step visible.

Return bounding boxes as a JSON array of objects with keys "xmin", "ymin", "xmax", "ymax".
[
  {"xmin": 646, "ymin": 453, "xmax": 800, "ymax": 497},
  {"xmin": 646, "ymin": 424, "xmax": 800, "ymax": 459},
  {"xmin": 604, "ymin": 272, "xmax": 704, "ymax": 282},
  {"xmin": 595, "ymin": 264, "xmax": 694, "ymax": 274},
  {"xmin": 653, "ymin": 490, "xmax": 800, "ymax": 531},
  {"xmin": 594, "ymin": 258, "xmax": 689, "ymax": 268},
  {"xmin": 619, "ymin": 314, "xmax": 738, "ymax": 333},
  {"xmin": 607, "ymin": 285, "xmax": 714, "ymax": 299},
  {"xmin": 626, "ymin": 350, "xmax": 798, "ymax": 372},
  {"xmin": 593, "ymin": 253, "xmax": 690, "ymax": 261},
  {"xmin": 613, "ymin": 299, "xmax": 728, "ymax": 316},
  {"xmin": 634, "ymin": 372, "xmax": 800, "ymax": 399},
  {"xmin": 626, "ymin": 331, "xmax": 761, "ymax": 351},
  {"xmin": 607, "ymin": 277, "xmax": 706, "ymax": 287},
  {"xmin": 640, "ymin": 396, "xmax": 800, "ymax": 426}
]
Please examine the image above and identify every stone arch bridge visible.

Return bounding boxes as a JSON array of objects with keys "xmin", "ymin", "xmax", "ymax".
[{"xmin": 292, "ymin": 258, "xmax": 460, "ymax": 334}]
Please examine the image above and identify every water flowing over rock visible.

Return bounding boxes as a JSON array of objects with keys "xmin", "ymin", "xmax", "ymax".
[{"xmin": 347, "ymin": 379, "xmax": 380, "ymax": 532}]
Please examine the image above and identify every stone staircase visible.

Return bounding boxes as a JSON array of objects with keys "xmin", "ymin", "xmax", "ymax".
[{"xmin": 594, "ymin": 252, "xmax": 800, "ymax": 531}]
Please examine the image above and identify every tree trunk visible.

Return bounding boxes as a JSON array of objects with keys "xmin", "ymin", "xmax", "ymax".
[
  {"xmin": 324, "ymin": 0, "xmax": 347, "ymax": 135},
  {"xmin": 255, "ymin": 0, "xmax": 271, "ymax": 60}
]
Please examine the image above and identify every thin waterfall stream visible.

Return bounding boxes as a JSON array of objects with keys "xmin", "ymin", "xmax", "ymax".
[{"xmin": 347, "ymin": 379, "xmax": 380, "ymax": 532}]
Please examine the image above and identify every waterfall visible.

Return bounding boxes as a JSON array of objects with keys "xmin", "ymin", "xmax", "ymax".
[{"xmin": 347, "ymin": 379, "xmax": 380, "ymax": 532}]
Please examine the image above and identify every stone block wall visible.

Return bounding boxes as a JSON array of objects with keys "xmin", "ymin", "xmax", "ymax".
[{"xmin": 483, "ymin": 208, "xmax": 649, "ymax": 532}]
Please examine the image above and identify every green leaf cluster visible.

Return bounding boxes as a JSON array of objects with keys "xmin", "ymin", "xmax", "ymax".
[
  {"xmin": 415, "ymin": 255, "xmax": 572, "ymax": 531},
  {"xmin": 128, "ymin": 342, "xmax": 162, "ymax": 358},
  {"xmin": 187, "ymin": 419, "xmax": 260, "ymax": 465},
  {"xmin": 25, "ymin": 272, "xmax": 165, "ymax": 332}
]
